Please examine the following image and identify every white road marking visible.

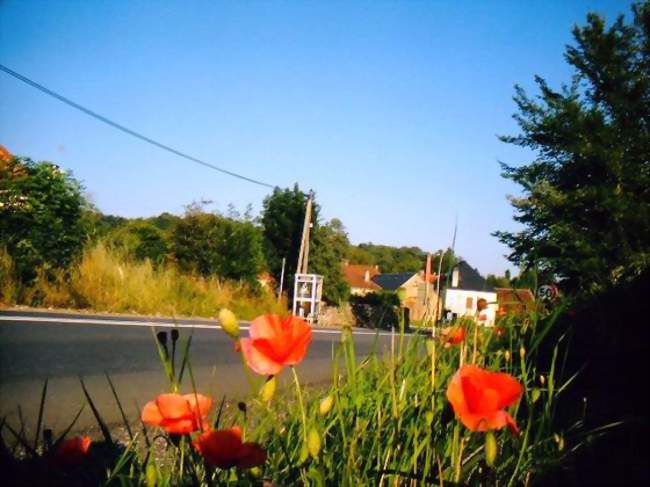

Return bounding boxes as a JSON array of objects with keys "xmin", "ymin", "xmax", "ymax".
[{"xmin": 0, "ymin": 315, "xmax": 404, "ymax": 336}]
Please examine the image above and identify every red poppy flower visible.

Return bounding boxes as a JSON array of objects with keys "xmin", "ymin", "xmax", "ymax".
[
  {"xmin": 494, "ymin": 327, "xmax": 505, "ymax": 338},
  {"xmin": 193, "ymin": 426, "xmax": 267, "ymax": 469},
  {"xmin": 446, "ymin": 365, "xmax": 523, "ymax": 433},
  {"xmin": 441, "ymin": 326, "xmax": 466, "ymax": 346},
  {"xmin": 240, "ymin": 314, "xmax": 312, "ymax": 375},
  {"xmin": 142, "ymin": 393, "xmax": 212, "ymax": 434},
  {"xmin": 54, "ymin": 436, "xmax": 91, "ymax": 466}
]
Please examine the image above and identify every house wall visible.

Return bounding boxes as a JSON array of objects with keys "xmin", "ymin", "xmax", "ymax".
[
  {"xmin": 443, "ymin": 289, "xmax": 498, "ymax": 326},
  {"xmin": 401, "ymin": 274, "xmax": 439, "ymax": 322}
]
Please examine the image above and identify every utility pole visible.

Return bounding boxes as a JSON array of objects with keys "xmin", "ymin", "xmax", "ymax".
[{"xmin": 296, "ymin": 191, "xmax": 313, "ymax": 275}]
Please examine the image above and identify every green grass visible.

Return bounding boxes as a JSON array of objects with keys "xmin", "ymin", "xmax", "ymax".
[
  {"xmin": 1, "ymin": 303, "xmax": 611, "ymax": 486},
  {"xmin": 0, "ymin": 243, "xmax": 285, "ymax": 320}
]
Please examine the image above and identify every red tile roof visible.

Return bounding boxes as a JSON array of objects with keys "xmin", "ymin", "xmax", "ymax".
[
  {"xmin": 496, "ymin": 288, "xmax": 535, "ymax": 315},
  {"xmin": 342, "ymin": 264, "xmax": 382, "ymax": 291}
]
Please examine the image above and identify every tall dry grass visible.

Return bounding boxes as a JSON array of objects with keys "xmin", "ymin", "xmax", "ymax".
[{"xmin": 1, "ymin": 243, "xmax": 285, "ymax": 320}]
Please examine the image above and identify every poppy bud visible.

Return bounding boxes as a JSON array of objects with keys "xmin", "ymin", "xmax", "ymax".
[
  {"xmin": 519, "ymin": 346, "xmax": 526, "ymax": 359},
  {"xmin": 171, "ymin": 329, "xmax": 179, "ymax": 343},
  {"xmin": 539, "ymin": 375, "xmax": 545, "ymax": 385},
  {"xmin": 319, "ymin": 395, "xmax": 334, "ymax": 416},
  {"xmin": 219, "ymin": 308, "xmax": 240, "ymax": 338},
  {"xmin": 156, "ymin": 331, "xmax": 168, "ymax": 347},
  {"xmin": 485, "ymin": 430, "xmax": 498, "ymax": 467},
  {"xmin": 250, "ymin": 466, "xmax": 262, "ymax": 478},
  {"xmin": 308, "ymin": 428, "xmax": 321, "ymax": 459},
  {"xmin": 504, "ymin": 350, "xmax": 511, "ymax": 362},
  {"xmin": 238, "ymin": 401, "xmax": 247, "ymax": 413},
  {"xmin": 299, "ymin": 442, "xmax": 309, "ymax": 463},
  {"xmin": 260, "ymin": 376, "xmax": 277, "ymax": 403},
  {"xmin": 531, "ymin": 388, "xmax": 541, "ymax": 404},
  {"xmin": 146, "ymin": 462, "xmax": 157, "ymax": 487},
  {"xmin": 425, "ymin": 411, "xmax": 434, "ymax": 426}
]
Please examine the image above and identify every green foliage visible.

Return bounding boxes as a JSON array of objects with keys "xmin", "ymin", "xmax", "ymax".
[
  {"xmin": 172, "ymin": 204, "xmax": 265, "ymax": 285},
  {"xmin": 495, "ymin": 1, "xmax": 650, "ymax": 295},
  {"xmin": 261, "ymin": 186, "xmax": 349, "ymax": 303},
  {"xmin": 310, "ymin": 218, "xmax": 350, "ymax": 304},
  {"xmin": 349, "ymin": 291, "xmax": 400, "ymax": 329},
  {"xmin": 349, "ymin": 243, "xmax": 459, "ymax": 277},
  {"xmin": 0, "ymin": 157, "xmax": 88, "ymax": 284},
  {"xmin": 109, "ymin": 221, "xmax": 170, "ymax": 264},
  {"xmin": 261, "ymin": 184, "xmax": 313, "ymax": 292},
  {"xmin": 486, "ymin": 273, "xmax": 512, "ymax": 288}
]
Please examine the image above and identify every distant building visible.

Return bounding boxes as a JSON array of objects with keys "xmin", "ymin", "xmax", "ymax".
[
  {"xmin": 443, "ymin": 261, "xmax": 497, "ymax": 325},
  {"xmin": 373, "ymin": 271, "xmax": 438, "ymax": 322},
  {"xmin": 495, "ymin": 288, "xmax": 535, "ymax": 317},
  {"xmin": 341, "ymin": 263, "xmax": 382, "ymax": 296}
]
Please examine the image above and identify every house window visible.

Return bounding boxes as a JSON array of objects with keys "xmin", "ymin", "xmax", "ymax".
[{"xmin": 465, "ymin": 297, "xmax": 474, "ymax": 310}]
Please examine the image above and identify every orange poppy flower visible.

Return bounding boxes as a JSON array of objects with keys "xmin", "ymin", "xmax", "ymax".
[
  {"xmin": 446, "ymin": 365, "xmax": 523, "ymax": 433},
  {"xmin": 54, "ymin": 436, "xmax": 91, "ymax": 465},
  {"xmin": 441, "ymin": 326, "xmax": 466, "ymax": 346},
  {"xmin": 142, "ymin": 393, "xmax": 212, "ymax": 434},
  {"xmin": 240, "ymin": 314, "xmax": 312, "ymax": 375},
  {"xmin": 193, "ymin": 426, "xmax": 267, "ymax": 469}
]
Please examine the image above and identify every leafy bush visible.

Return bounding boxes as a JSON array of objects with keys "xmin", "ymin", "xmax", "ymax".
[{"xmin": 0, "ymin": 157, "xmax": 88, "ymax": 284}]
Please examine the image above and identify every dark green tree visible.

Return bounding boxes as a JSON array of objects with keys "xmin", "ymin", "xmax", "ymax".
[
  {"xmin": 109, "ymin": 221, "xmax": 170, "ymax": 264},
  {"xmin": 0, "ymin": 157, "xmax": 88, "ymax": 283},
  {"xmin": 172, "ymin": 205, "xmax": 264, "ymax": 285},
  {"xmin": 495, "ymin": 2, "xmax": 650, "ymax": 295},
  {"xmin": 261, "ymin": 185, "xmax": 350, "ymax": 303},
  {"xmin": 311, "ymin": 218, "xmax": 351, "ymax": 303}
]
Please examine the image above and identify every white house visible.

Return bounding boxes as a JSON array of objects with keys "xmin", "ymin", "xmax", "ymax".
[{"xmin": 443, "ymin": 261, "xmax": 497, "ymax": 326}]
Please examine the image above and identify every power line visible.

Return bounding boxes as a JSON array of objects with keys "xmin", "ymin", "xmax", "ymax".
[{"xmin": 0, "ymin": 63, "xmax": 276, "ymax": 189}]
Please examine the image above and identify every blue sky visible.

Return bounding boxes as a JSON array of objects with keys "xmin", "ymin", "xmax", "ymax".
[{"xmin": 0, "ymin": 0, "xmax": 634, "ymax": 275}]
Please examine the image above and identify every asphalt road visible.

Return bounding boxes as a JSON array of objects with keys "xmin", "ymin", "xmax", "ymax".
[{"xmin": 0, "ymin": 310, "xmax": 394, "ymax": 436}]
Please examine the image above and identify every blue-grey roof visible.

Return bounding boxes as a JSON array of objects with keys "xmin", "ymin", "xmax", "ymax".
[
  {"xmin": 372, "ymin": 272, "xmax": 416, "ymax": 291},
  {"xmin": 452, "ymin": 261, "xmax": 494, "ymax": 292}
]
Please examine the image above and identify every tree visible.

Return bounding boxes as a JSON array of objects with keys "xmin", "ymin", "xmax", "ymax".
[
  {"xmin": 261, "ymin": 185, "xmax": 350, "ymax": 304},
  {"xmin": 0, "ymin": 157, "xmax": 88, "ymax": 283},
  {"xmin": 311, "ymin": 218, "xmax": 351, "ymax": 303},
  {"xmin": 261, "ymin": 185, "xmax": 314, "ymax": 295},
  {"xmin": 172, "ymin": 205, "xmax": 264, "ymax": 285},
  {"xmin": 494, "ymin": 2, "xmax": 650, "ymax": 295},
  {"xmin": 109, "ymin": 221, "xmax": 170, "ymax": 264}
]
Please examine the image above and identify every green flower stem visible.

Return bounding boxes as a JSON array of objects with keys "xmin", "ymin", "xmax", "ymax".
[{"xmin": 292, "ymin": 366, "xmax": 308, "ymax": 442}]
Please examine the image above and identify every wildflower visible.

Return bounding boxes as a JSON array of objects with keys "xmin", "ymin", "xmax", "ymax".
[
  {"xmin": 53, "ymin": 436, "xmax": 92, "ymax": 466},
  {"xmin": 446, "ymin": 365, "xmax": 523, "ymax": 433},
  {"xmin": 494, "ymin": 327, "xmax": 505, "ymax": 338},
  {"xmin": 441, "ymin": 326, "xmax": 466, "ymax": 346},
  {"xmin": 219, "ymin": 308, "xmax": 240, "ymax": 338},
  {"xmin": 142, "ymin": 393, "xmax": 212, "ymax": 434},
  {"xmin": 193, "ymin": 427, "xmax": 266, "ymax": 469},
  {"xmin": 240, "ymin": 314, "xmax": 312, "ymax": 375}
]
